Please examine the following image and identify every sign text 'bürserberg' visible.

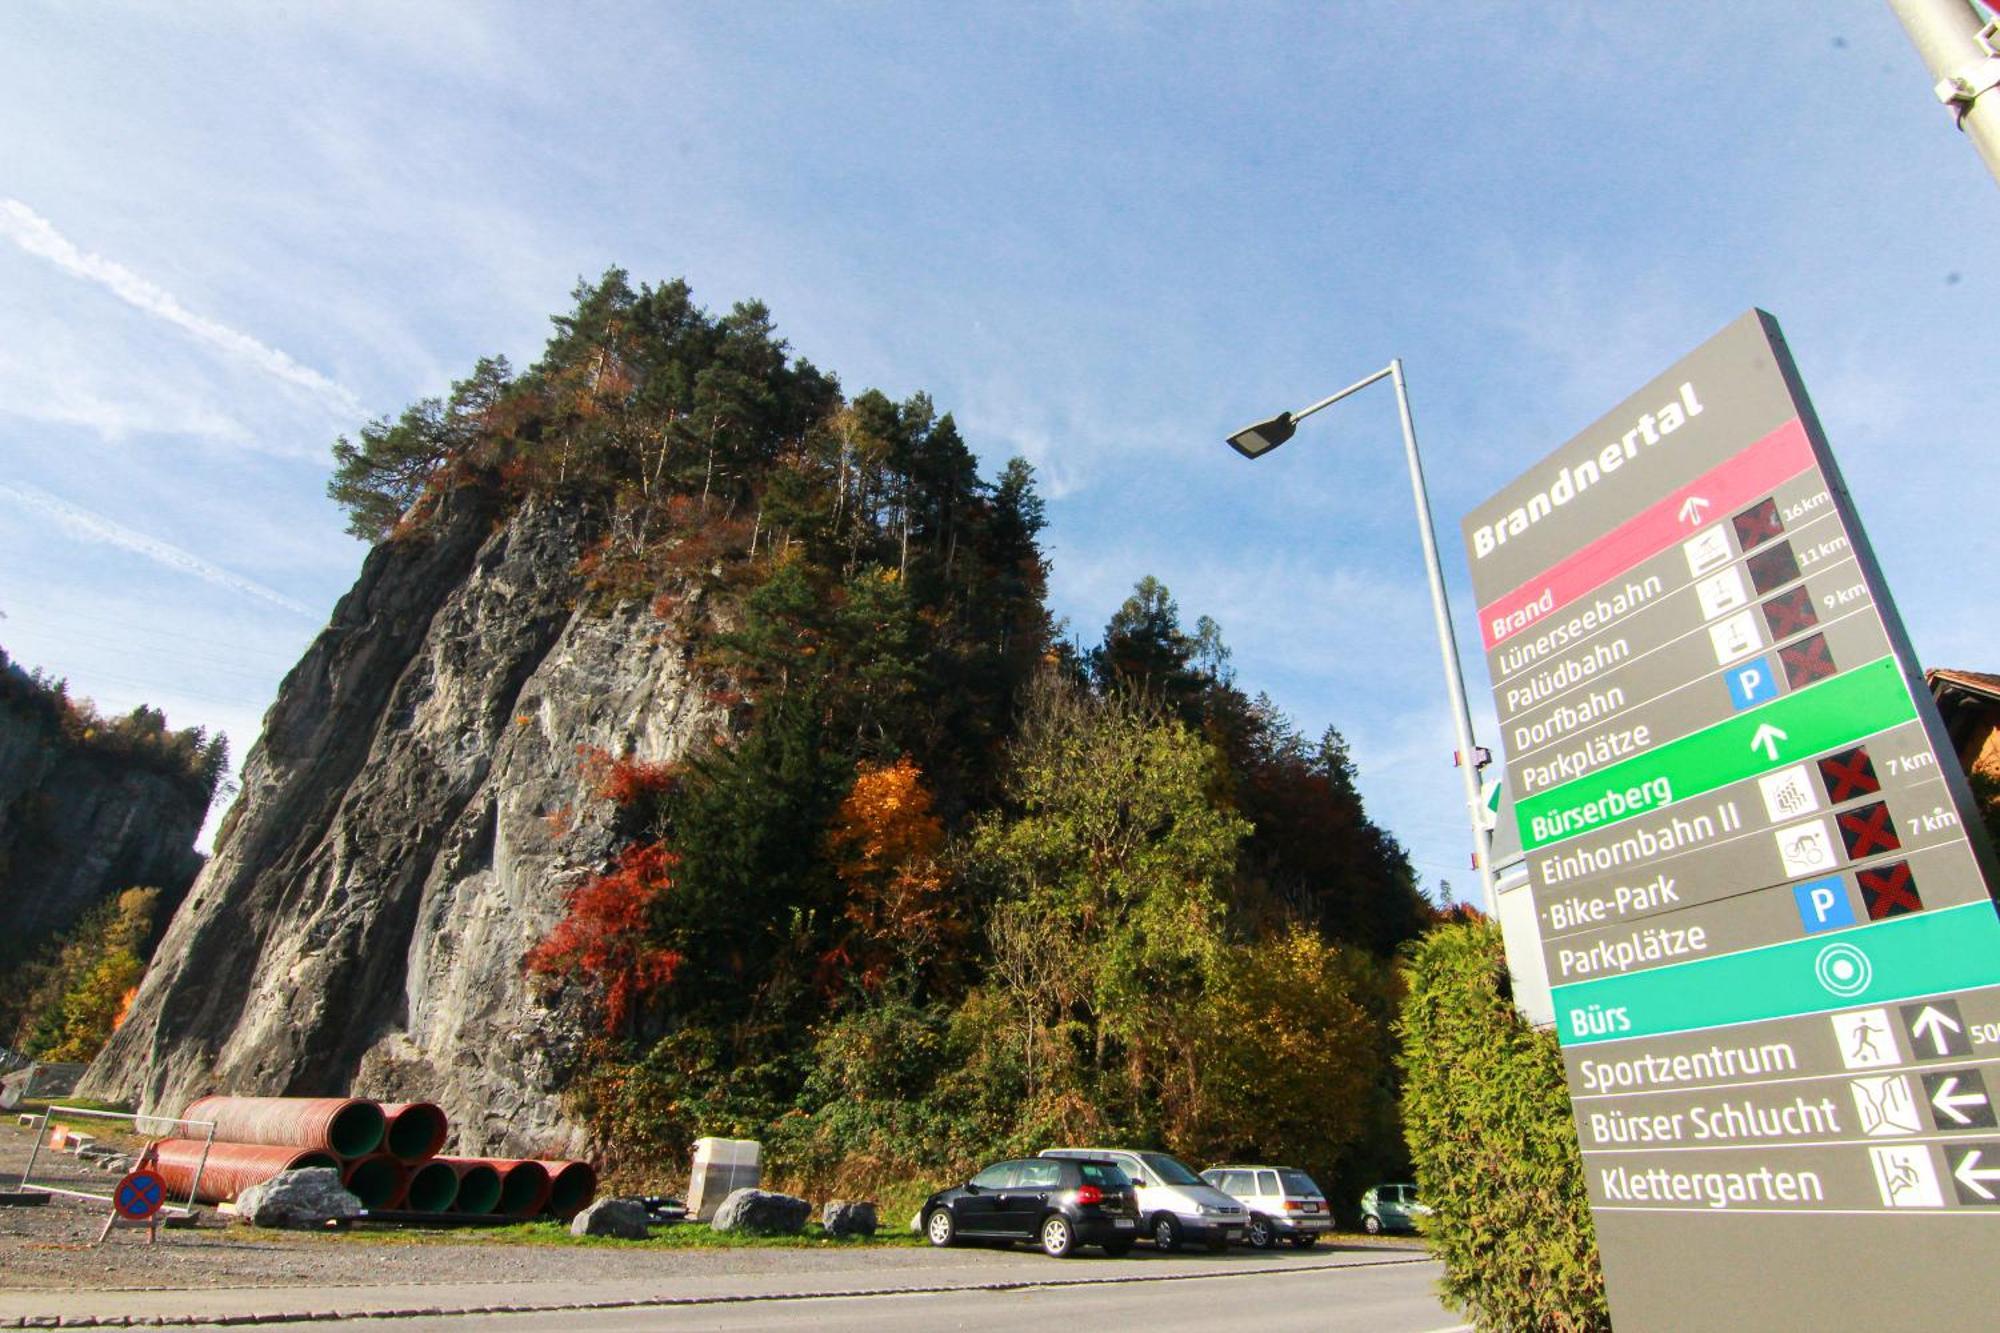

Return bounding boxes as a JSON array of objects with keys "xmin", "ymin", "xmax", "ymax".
[{"xmin": 1462, "ymin": 310, "xmax": 2000, "ymax": 1331}]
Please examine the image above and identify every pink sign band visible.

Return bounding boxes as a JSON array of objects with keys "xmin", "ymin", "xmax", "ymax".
[{"xmin": 1478, "ymin": 418, "xmax": 1813, "ymax": 649}]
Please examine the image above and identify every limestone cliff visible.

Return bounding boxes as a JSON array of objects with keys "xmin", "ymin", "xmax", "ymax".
[
  {"xmin": 81, "ymin": 489, "xmax": 727, "ymax": 1154},
  {"xmin": 0, "ymin": 685, "xmax": 207, "ymax": 971}
]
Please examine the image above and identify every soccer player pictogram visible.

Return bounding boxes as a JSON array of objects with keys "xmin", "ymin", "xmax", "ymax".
[
  {"xmin": 1838, "ymin": 802, "xmax": 1901, "ymax": 860},
  {"xmin": 1819, "ymin": 746, "xmax": 1881, "ymax": 804},
  {"xmin": 1732, "ymin": 497, "xmax": 1784, "ymax": 552},
  {"xmin": 1859, "ymin": 860, "xmax": 1922, "ymax": 919},
  {"xmin": 1779, "ymin": 632, "xmax": 1837, "ymax": 688},
  {"xmin": 1746, "ymin": 540, "xmax": 1802, "ymax": 595},
  {"xmin": 1761, "ymin": 586, "xmax": 1819, "ymax": 641}
]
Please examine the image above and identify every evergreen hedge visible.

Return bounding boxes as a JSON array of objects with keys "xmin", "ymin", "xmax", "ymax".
[{"xmin": 1397, "ymin": 918, "xmax": 1607, "ymax": 1332}]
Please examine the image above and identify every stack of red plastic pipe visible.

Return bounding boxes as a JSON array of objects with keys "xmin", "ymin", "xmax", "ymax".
[{"xmin": 149, "ymin": 1095, "xmax": 597, "ymax": 1219}]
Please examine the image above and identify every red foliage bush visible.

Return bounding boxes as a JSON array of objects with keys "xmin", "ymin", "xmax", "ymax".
[
  {"xmin": 576, "ymin": 745, "xmax": 681, "ymax": 806},
  {"xmin": 526, "ymin": 841, "xmax": 683, "ymax": 1037}
]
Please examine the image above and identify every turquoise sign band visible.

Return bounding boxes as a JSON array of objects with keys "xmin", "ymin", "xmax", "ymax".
[{"xmin": 1551, "ymin": 901, "xmax": 2000, "ymax": 1044}]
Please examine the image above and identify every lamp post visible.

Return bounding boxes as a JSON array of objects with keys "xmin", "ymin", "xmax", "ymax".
[{"xmin": 1227, "ymin": 360, "xmax": 1497, "ymax": 905}]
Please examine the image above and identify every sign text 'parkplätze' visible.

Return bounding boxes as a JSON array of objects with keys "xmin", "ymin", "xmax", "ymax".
[{"xmin": 1463, "ymin": 310, "xmax": 2000, "ymax": 1331}]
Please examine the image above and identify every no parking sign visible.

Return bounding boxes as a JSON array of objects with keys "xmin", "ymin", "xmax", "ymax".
[
  {"xmin": 96, "ymin": 1143, "xmax": 166, "ymax": 1245},
  {"xmin": 113, "ymin": 1168, "xmax": 165, "ymax": 1222}
]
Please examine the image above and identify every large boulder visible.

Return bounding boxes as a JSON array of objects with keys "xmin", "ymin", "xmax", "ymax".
[
  {"xmin": 711, "ymin": 1188, "xmax": 809, "ymax": 1235},
  {"xmin": 821, "ymin": 1199, "xmax": 877, "ymax": 1237},
  {"xmin": 569, "ymin": 1196, "xmax": 650, "ymax": 1239},
  {"xmin": 235, "ymin": 1168, "xmax": 362, "ymax": 1229}
]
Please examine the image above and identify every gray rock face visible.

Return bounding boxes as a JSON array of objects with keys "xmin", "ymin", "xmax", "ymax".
[
  {"xmin": 821, "ymin": 1199, "xmax": 877, "ymax": 1237},
  {"xmin": 0, "ymin": 693, "xmax": 206, "ymax": 968},
  {"xmin": 79, "ymin": 490, "xmax": 729, "ymax": 1155},
  {"xmin": 711, "ymin": 1188, "xmax": 810, "ymax": 1235},
  {"xmin": 235, "ymin": 1168, "xmax": 362, "ymax": 1228},
  {"xmin": 569, "ymin": 1196, "xmax": 650, "ymax": 1239}
]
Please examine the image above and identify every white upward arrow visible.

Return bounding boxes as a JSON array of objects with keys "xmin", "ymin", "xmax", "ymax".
[
  {"xmin": 1750, "ymin": 723, "xmax": 1788, "ymax": 761},
  {"xmin": 1911, "ymin": 1006, "xmax": 1963, "ymax": 1057},
  {"xmin": 1930, "ymin": 1077, "xmax": 1989, "ymax": 1126},
  {"xmin": 1678, "ymin": 496, "xmax": 1711, "ymax": 526},
  {"xmin": 1953, "ymin": 1149, "xmax": 2000, "ymax": 1200}
]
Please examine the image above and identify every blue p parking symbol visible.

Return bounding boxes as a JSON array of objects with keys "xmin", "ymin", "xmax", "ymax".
[
  {"xmin": 1728, "ymin": 656, "xmax": 1780, "ymax": 710},
  {"xmin": 1793, "ymin": 875, "xmax": 1854, "ymax": 933}
]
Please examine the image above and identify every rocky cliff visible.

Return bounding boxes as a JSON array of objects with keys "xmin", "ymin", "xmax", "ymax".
[
  {"xmin": 81, "ymin": 489, "xmax": 728, "ymax": 1154},
  {"xmin": 0, "ymin": 693, "xmax": 207, "ymax": 971}
]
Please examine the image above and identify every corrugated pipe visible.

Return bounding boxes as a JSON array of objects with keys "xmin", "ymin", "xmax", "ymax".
[
  {"xmin": 340, "ymin": 1154, "xmax": 408, "ymax": 1210},
  {"xmin": 490, "ymin": 1159, "xmax": 553, "ymax": 1217},
  {"xmin": 378, "ymin": 1102, "xmax": 449, "ymax": 1164},
  {"xmin": 534, "ymin": 1160, "xmax": 599, "ymax": 1219},
  {"xmin": 402, "ymin": 1158, "xmax": 460, "ymax": 1213},
  {"xmin": 154, "ymin": 1139, "xmax": 339, "ymax": 1205},
  {"xmin": 182, "ymin": 1096, "xmax": 385, "ymax": 1159},
  {"xmin": 440, "ymin": 1158, "xmax": 502, "ymax": 1214},
  {"xmin": 435, "ymin": 1157, "xmax": 550, "ymax": 1216}
]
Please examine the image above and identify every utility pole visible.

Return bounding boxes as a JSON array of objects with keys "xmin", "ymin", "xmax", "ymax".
[{"xmin": 1890, "ymin": 0, "xmax": 2000, "ymax": 187}]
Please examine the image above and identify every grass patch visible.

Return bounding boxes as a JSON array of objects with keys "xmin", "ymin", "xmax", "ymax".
[
  {"xmin": 338, "ymin": 1219, "xmax": 926, "ymax": 1249},
  {"xmin": 14, "ymin": 1097, "xmax": 136, "ymax": 1117}
]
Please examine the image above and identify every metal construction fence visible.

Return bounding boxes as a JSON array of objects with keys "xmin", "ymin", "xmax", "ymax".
[{"xmin": 16, "ymin": 1105, "xmax": 216, "ymax": 1217}]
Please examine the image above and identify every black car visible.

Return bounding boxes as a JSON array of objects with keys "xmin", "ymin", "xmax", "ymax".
[{"xmin": 922, "ymin": 1156, "xmax": 1140, "ymax": 1257}]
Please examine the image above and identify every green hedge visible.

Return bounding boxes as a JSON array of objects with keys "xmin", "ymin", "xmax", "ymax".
[{"xmin": 1397, "ymin": 918, "xmax": 1607, "ymax": 1332}]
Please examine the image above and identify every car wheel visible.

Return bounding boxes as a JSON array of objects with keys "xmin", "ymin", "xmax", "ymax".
[
  {"xmin": 926, "ymin": 1206, "xmax": 957, "ymax": 1247},
  {"xmin": 1102, "ymin": 1239, "xmax": 1134, "ymax": 1257},
  {"xmin": 1290, "ymin": 1234, "xmax": 1318, "ymax": 1249},
  {"xmin": 1040, "ymin": 1213, "xmax": 1076, "ymax": 1258},
  {"xmin": 1151, "ymin": 1213, "xmax": 1182, "ymax": 1252},
  {"xmin": 1246, "ymin": 1215, "xmax": 1275, "ymax": 1250},
  {"xmin": 1362, "ymin": 1214, "xmax": 1382, "ymax": 1235}
]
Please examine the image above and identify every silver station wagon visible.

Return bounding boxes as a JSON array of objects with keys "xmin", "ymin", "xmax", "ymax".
[{"xmin": 1200, "ymin": 1164, "xmax": 1333, "ymax": 1249}]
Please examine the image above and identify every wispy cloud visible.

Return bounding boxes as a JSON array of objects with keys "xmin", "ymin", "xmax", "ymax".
[
  {"xmin": 0, "ymin": 482, "xmax": 311, "ymax": 616},
  {"xmin": 0, "ymin": 198, "xmax": 364, "ymax": 418}
]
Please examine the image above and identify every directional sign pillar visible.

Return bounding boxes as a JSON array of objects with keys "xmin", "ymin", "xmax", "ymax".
[{"xmin": 1463, "ymin": 310, "xmax": 2000, "ymax": 1329}]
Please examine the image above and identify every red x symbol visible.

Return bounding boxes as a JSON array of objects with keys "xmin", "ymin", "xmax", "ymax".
[
  {"xmin": 1858, "ymin": 861, "xmax": 1921, "ymax": 918},
  {"xmin": 1818, "ymin": 746, "xmax": 1881, "ymax": 803},
  {"xmin": 1747, "ymin": 541, "xmax": 1802, "ymax": 595},
  {"xmin": 1781, "ymin": 633, "xmax": 1836, "ymax": 688},
  {"xmin": 1838, "ymin": 802, "xmax": 1901, "ymax": 859},
  {"xmin": 1733, "ymin": 498, "xmax": 1784, "ymax": 551},
  {"xmin": 1762, "ymin": 587, "xmax": 1819, "ymax": 640}
]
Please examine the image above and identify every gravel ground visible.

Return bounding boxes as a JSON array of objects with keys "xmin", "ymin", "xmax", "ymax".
[{"xmin": 1, "ymin": 1122, "xmax": 1419, "ymax": 1296}]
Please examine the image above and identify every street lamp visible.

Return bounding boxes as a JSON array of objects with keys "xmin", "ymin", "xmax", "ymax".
[{"xmin": 1227, "ymin": 360, "xmax": 1497, "ymax": 905}]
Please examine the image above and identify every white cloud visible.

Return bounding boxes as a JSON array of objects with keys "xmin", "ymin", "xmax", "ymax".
[
  {"xmin": 0, "ymin": 482, "xmax": 311, "ymax": 617},
  {"xmin": 0, "ymin": 198, "xmax": 364, "ymax": 418}
]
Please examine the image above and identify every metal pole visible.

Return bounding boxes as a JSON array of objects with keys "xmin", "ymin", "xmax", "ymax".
[
  {"xmin": 1290, "ymin": 367, "xmax": 1394, "ymax": 426},
  {"xmin": 1389, "ymin": 359, "xmax": 1497, "ymax": 905},
  {"xmin": 1889, "ymin": 0, "xmax": 2000, "ymax": 188}
]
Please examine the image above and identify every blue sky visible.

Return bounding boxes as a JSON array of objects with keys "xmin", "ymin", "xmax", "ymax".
[{"xmin": 3, "ymin": 3, "xmax": 1995, "ymax": 904}]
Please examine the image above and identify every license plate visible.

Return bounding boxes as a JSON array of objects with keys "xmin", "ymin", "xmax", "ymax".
[
  {"xmin": 1113, "ymin": 1218, "xmax": 1134, "ymax": 1228},
  {"xmin": 1302, "ymin": 1203, "xmax": 1320, "ymax": 1213}
]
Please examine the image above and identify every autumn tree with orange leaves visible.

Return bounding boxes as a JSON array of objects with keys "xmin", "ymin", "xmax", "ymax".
[{"xmin": 823, "ymin": 756, "xmax": 963, "ymax": 992}]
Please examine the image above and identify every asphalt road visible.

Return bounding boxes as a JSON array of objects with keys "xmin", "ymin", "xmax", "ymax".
[{"xmin": 370, "ymin": 1256, "xmax": 1461, "ymax": 1332}]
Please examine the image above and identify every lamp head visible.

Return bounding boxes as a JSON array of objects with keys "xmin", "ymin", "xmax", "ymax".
[{"xmin": 1226, "ymin": 411, "xmax": 1295, "ymax": 459}]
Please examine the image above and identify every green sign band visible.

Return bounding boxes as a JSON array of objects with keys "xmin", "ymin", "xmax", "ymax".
[
  {"xmin": 1516, "ymin": 657, "xmax": 1914, "ymax": 851},
  {"xmin": 1552, "ymin": 901, "xmax": 2000, "ymax": 1044}
]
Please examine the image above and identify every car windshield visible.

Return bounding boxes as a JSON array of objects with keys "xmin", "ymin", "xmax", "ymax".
[
  {"xmin": 1137, "ymin": 1153, "xmax": 1204, "ymax": 1186},
  {"xmin": 1280, "ymin": 1169, "xmax": 1321, "ymax": 1195},
  {"xmin": 1079, "ymin": 1162, "xmax": 1131, "ymax": 1189}
]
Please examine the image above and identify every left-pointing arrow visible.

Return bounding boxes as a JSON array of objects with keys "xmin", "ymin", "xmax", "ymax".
[
  {"xmin": 1931, "ymin": 1077, "xmax": 1991, "ymax": 1126},
  {"xmin": 1952, "ymin": 1149, "xmax": 2000, "ymax": 1200}
]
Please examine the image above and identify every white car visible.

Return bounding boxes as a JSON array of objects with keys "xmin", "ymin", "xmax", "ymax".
[
  {"xmin": 1201, "ymin": 1164, "xmax": 1333, "ymax": 1249},
  {"xmin": 1042, "ymin": 1147, "xmax": 1245, "ymax": 1251}
]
